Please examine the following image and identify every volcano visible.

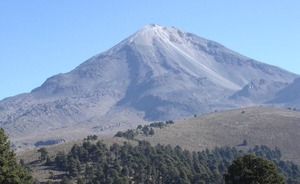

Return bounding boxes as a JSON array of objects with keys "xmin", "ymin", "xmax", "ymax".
[{"xmin": 0, "ymin": 24, "xmax": 297, "ymax": 148}]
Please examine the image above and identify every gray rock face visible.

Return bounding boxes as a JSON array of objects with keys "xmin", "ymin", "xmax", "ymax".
[
  {"xmin": 268, "ymin": 77, "xmax": 300, "ymax": 109},
  {"xmin": 0, "ymin": 24, "xmax": 298, "ymax": 148},
  {"xmin": 230, "ymin": 79, "xmax": 289, "ymax": 104}
]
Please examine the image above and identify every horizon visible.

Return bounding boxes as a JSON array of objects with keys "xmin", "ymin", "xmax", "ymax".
[{"xmin": 0, "ymin": 1, "xmax": 299, "ymax": 100}]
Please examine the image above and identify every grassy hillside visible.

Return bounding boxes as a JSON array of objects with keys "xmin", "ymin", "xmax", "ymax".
[
  {"xmin": 138, "ymin": 106, "xmax": 300, "ymax": 164},
  {"xmin": 17, "ymin": 136, "xmax": 300, "ymax": 183},
  {"xmin": 16, "ymin": 106, "xmax": 300, "ymax": 182}
]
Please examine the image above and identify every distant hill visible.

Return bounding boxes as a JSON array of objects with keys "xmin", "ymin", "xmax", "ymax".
[
  {"xmin": 0, "ymin": 24, "xmax": 298, "ymax": 148},
  {"xmin": 138, "ymin": 106, "xmax": 300, "ymax": 164}
]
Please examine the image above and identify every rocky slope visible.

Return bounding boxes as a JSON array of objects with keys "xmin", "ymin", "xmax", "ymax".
[
  {"xmin": 0, "ymin": 24, "xmax": 297, "ymax": 148},
  {"xmin": 268, "ymin": 77, "xmax": 300, "ymax": 109}
]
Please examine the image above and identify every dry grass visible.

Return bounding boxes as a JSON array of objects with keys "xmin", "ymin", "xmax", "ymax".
[
  {"xmin": 138, "ymin": 106, "xmax": 300, "ymax": 164},
  {"xmin": 16, "ymin": 106, "xmax": 300, "ymax": 182}
]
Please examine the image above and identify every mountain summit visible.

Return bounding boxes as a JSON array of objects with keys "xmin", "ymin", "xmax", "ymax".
[{"xmin": 0, "ymin": 24, "xmax": 297, "ymax": 148}]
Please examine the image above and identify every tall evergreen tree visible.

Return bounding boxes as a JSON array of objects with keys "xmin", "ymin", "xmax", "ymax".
[{"xmin": 0, "ymin": 128, "xmax": 33, "ymax": 184}]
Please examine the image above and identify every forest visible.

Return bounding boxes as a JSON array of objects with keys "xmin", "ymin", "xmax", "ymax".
[
  {"xmin": 49, "ymin": 139, "xmax": 300, "ymax": 184},
  {"xmin": 2, "ymin": 123, "xmax": 300, "ymax": 184}
]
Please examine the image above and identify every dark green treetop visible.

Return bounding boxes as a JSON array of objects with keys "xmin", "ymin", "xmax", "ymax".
[{"xmin": 224, "ymin": 154, "xmax": 286, "ymax": 184}]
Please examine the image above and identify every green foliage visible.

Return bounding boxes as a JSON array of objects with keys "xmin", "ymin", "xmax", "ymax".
[
  {"xmin": 149, "ymin": 121, "xmax": 166, "ymax": 128},
  {"xmin": 55, "ymin": 151, "xmax": 68, "ymax": 171},
  {"xmin": 141, "ymin": 126, "xmax": 155, "ymax": 136},
  {"xmin": 52, "ymin": 138, "xmax": 300, "ymax": 184},
  {"xmin": 166, "ymin": 120, "xmax": 175, "ymax": 124},
  {"xmin": 0, "ymin": 128, "xmax": 33, "ymax": 184},
  {"xmin": 84, "ymin": 135, "xmax": 98, "ymax": 141},
  {"xmin": 115, "ymin": 129, "xmax": 138, "ymax": 140},
  {"xmin": 149, "ymin": 128, "xmax": 155, "ymax": 135},
  {"xmin": 224, "ymin": 154, "xmax": 286, "ymax": 184},
  {"xmin": 37, "ymin": 147, "xmax": 48, "ymax": 161},
  {"xmin": 115, "ymin": 120, "xmax": 175, "ymax": 139}
]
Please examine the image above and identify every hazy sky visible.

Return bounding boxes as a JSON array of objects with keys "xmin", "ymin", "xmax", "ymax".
[{"xmin": 0, "ymin": 1, "xmax": 299, "ymax": 100}]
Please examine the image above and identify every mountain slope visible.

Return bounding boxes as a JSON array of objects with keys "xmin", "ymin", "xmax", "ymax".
[
  {"xmin": 0, "ymin": 24, "xmax": 297, "ymax": 148},
  {"xmin": 229, "ymin": 79, "xmax": 289, "ymax": 104},
  {"xmin": 268, "ymin": 77, "xmax": 300, "ymax": 109},
  {"xmin": 139, "ymin": 106, "xmax": 300, "ymax": 164}
]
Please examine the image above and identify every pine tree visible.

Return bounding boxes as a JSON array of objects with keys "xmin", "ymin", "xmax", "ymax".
[
  {"xmin": 37, "ymin": 147, "xmax": 48, "ymax": 161},
  {"xmin": 149, "ymin": 128, "xmax": 155, "ymax": 136},
  {"xmin": 0, "ymin": 128, "xmax": 33, "ymax": 184},
  {"xmin": 55, "ymin": 151, "xmax": 68, "ymax": 171},
  {"xmin": 224, "ymin": 154, "xmax": 286, "ymax": 184}
]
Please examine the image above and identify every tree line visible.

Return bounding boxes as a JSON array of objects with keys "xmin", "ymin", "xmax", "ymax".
[
  {"xmin": 1, "ymin": 125, "xmax": 299, "ymax": 184},
  {"xmin": 115, "ymin": 120, "xmax": 175, "ymax": 140},
  {"xmin": 50, "ymin": 138, "xmax": 300, "ymax": 184}
]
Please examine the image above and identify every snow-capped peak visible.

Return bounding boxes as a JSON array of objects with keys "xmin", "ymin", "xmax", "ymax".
[{"xmin": 128, "ymin": 24, "xmax": 185, "ymax": 45}]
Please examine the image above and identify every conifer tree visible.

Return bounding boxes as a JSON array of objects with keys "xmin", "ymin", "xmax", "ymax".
[
  {"xmin": 37, "ymin": 147, "xmax": 48, "ymax": 161},
  {"xmin": 224, "ymin": 154, "xmax": 286, "ymax": 184},
  {"xmin": 0, "ymin": 128, "xmax": 33, "ymax": 184}
]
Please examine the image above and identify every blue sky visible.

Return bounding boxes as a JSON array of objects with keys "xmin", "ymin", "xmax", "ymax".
[{"xmin": 0, "ymin": 1, "xmax": 299, "ymax": 100}]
